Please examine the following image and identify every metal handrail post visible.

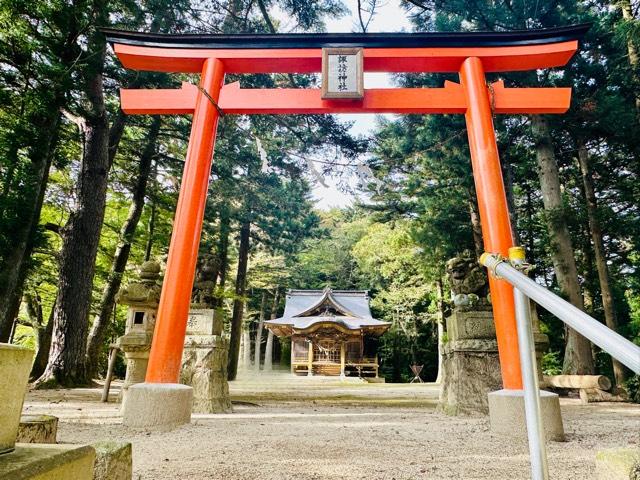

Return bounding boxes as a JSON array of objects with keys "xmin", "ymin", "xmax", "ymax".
[
  {"xmin": 510, "ymin": 247, "xmax": 549, "ymax": 480},
  {"xmin": 481, "ymin": 253, "xmax": 640, "ymax": 374}
]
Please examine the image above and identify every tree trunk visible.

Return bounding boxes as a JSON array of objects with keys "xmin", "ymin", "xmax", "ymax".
[
  {"xmin": 85, "ymin": 117, "xmax": 161, "ymax": 379},
  {"xmin": 576, "ymin": 139, "xmax": 626, "ymax": 385},
  {"xmin": 228, "ymin": 220, "xmax": 251, "ymax": 380},
  {"xmin": 213, "ymin": 206, "xmax": 231, "ymax": 308},
  {"xmin": 37, "ymin": 33, "xmax": 110, "ymax": 387},
  {"xmin": 620, "ymin": 0, "xmax": 640, "ymax": 119},
  {"xmin": 435, "ymin": 278, "xmax": 446, "ymax": 384},
  {"xmin": 467, "ymin": 195, "xmax": 484, "ymax": 258},
  {"xmin": 30, "ymin": 297, "xmax": 56, "ymax": 380},
  {"xmin": 0, "ymin": 116, "xmax": 60, "ymax": 341},
  {"xmin": 254, "ymin": 290, "xmax": 267, "ymax": 371},
  {"xmin": 242, "ymin": 328, "xmax": 251, "ymax": 371},
  {"xmin": 503, "ymin": 159, "xmax": 521, "ymax": 244},
  {"xmin": 530, "ymin": 115, "xmax": 594, "ymax": 375},
  {"xmin": 264, "ymin": 288, "xmax": 280, "ymax": 371},
  {"xmin": 144, "ymin": 184, "xmax": 157, "ymax": 262}
]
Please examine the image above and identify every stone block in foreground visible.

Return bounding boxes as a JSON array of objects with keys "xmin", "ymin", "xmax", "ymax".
[
  {"xmin": 488, "ymin": 389, "xmax": 565, "ymax": 442},
  {"xmin": 595, "ymin": 447, "xmax": 640, "ymax": 480},
  {"xmin": 181, "ymin": 334, "xmax": 232, "ymax": 414},
  {"xmin": 122, "ymin": 382, "xmax": 193, "ymax": 430},
  {"xmin": 92, "ymin": 441, "xmax": 132, "ymax": 480},
  {"xmin": 0, "ymin": 443, "xmax": 95, "ymax": 479},
  {"xmin": 16, "ymin": 415, "xmax": 58, "ymax": 444},
  {"xmin": 438, "ymin": 310, "xmax": 502, "ymax": 415},
  {"xmin": 0, "ymin": 343, "xmax": 34, "ymax": 454}
]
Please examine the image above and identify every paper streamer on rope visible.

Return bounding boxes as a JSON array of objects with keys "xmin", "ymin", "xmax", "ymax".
[
  {"xmin": 305, "ymin": 157, "xmax": 328, "ymax": 187},
  {"xmin": 356, "ymin": 163, "xmax": 383, "ymax": 193},
  {"xmin": 256, "ymin": 137, "xmax": 269, "ymax": 173}
]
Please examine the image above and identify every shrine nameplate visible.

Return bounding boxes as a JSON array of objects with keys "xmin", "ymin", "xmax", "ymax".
[{"xmin": 321, "ymin": 48, "xmax": 364, "ymax": 100}]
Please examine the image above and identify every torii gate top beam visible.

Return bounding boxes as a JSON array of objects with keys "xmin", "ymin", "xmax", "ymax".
[{"xmin": 104, "ymin": 24, "xmax": 589, "ymax": 74}]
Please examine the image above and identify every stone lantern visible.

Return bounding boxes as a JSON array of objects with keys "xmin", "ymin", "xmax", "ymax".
[{"xmin": 116, "ymin": 260, "xmax": 162, "ymax": 400}]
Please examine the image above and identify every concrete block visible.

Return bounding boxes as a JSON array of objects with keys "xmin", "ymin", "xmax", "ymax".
[
  {"xmin": 122, "ymin": 383, "xmax": 192, "ymax": 430},
  {"xmin": 488, "ymin": 389, "xmax": 565, "ymax": 442},
  {"xmin": 16, "ymin": 415, "xmax": 58, "ymax": 444},
  {"xmin": 595, "ymin": 447, "xmax": 640, "ymax": 480},
  {"xmin": 0, "ymin": 343, "xmax": 35, "ymax": 454},
  {"xmin": 0, "ymin": 443, "xmax": 95, "ymax": 479},
  {"xmin": 92, "ymin": 441, "xmax": 132, "ymax": 480}
]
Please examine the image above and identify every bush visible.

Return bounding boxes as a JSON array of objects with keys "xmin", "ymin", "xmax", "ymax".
[
  {"xmin": 624, "ymin": 375, "xmax": 640, "ymax": 404},
  {"xmin": 542, "ymin": 351, "xmax": 563, "ymax": 376}
]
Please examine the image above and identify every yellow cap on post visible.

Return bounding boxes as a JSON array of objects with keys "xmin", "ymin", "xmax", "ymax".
[{"xmin": 508, "ymin": 246, "xmax": 526, "ymax": 261}]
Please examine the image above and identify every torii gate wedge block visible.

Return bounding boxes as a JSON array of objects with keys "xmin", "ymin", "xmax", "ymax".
[{"xmin": 106, "ymin": 24, "xmax": 588, "ymax": 429}]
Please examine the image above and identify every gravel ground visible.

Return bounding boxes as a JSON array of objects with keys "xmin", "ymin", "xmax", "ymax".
[{"xmin": 22, "ymin": 375, "xmax": 640, "ymax": 480}]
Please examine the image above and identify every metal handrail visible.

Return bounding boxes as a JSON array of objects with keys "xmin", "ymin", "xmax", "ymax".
[
  {"xmin": 481, "ymin": 252, "xmax": 640, "ymax": 374},
  {"xmin": 480, "ymin": 250, "xmax": 640, "ymax": 480}
]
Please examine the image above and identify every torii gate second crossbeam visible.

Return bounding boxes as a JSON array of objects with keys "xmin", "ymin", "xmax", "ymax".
[{"xmin": 104, "ymin": 24, "xmax": 589, "ymax": 428}]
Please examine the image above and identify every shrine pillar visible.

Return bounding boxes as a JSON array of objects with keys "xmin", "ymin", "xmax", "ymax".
[
  {"xmin": 340, "ymin": 342, "xmax": 346, "ymax": 379},
  {"xmin": 122, "ymin": 58, "xmax": 225, "ymax": 429},
  {"xmin": 460, "ymin": 57, "xmax": 563, "ymax": 436}
]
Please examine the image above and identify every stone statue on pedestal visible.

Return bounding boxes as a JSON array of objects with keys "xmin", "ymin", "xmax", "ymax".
[
  {"xmin": 179, "ymin": 254, "xmax": 232, "ymax": 413},
  {"xmin": 438, "ymin": 251, "xmax": 502, "ymax": 416},
  {"xmin": 446, "ymin": 250, "xmax": 490, "ymax": 309}
]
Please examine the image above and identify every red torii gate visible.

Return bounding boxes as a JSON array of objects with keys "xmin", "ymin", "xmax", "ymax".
[{"xmin": 105, "ymin": 25, "xmax": 588, "ymax": 407}]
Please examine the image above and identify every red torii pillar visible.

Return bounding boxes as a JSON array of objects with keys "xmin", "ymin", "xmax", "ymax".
[{"xmin": 105, "ymin": 25, "xmax": 587, "ymax": 429}]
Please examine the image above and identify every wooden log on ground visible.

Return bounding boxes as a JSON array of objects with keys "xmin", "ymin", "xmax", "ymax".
[
  {"xmin": 579, "ymin": 388, "xmax": 628, "ymax": 404},
  {"xmin": 544, "ymin": 374, "xmax": 612, "ymax": 391}
]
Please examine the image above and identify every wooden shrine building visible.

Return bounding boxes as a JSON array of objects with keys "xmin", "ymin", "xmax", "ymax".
[{"xmin": 265, "ymin": 288, "xmax": 390, "ymax": 377}]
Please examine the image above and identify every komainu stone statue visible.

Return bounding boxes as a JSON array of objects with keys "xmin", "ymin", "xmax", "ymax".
[
  {"xmin": 446, "ymin": 250, "xmax": 489, "ymax": 309},
  {"xmin": 191, "ymin": 253, "xmax": 218, "ymax": 307},
  {"xmin": 439, "ymin": 251, "xmax": 501, "ymax": 416}
]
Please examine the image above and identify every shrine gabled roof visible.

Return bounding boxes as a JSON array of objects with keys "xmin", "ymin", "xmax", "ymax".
[
  {"xmin": 266, "ymin": 316, "xmax": 390, "ymax": 330},
  {"xmin": 102, "ymin": 24, "xmax": 590, "ymax": 50},
  {"xmin": 281, "ymin": 288, "xmax": 373, "ymax": 319},
  {"xmin": 265, "ymin": 288, "xmax": 391, "ymax": 337}
]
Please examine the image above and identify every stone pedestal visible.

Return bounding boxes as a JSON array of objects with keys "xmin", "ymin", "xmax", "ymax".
[
  {"xmin": 181, "ymin": 310, "xmax": 231, "ymax": 413},
  {"xmin": 122, "ymin": 383, "xmax": 193, "ymax": 430},
  {"xmin": 0, "ymin": 344, "xmax": 34, "ymax": 454},
  {"xmin": 92, "ymin": 441, "xmax": 132, "ymax": 480},
  {"xmin": 0, "ymin": 444, "xmax": 95, "ymax": 479},
  {"xmin": 438, "ymin": 310, "xmax": 502, "ymax": 415},
  {"xmin": 16, "ymin": 415, "xmax": 58, "ymax": 444},
  {"xmin": 488, "ymin": 389, "xmax": 565, "ymax": 441},
  {"xmin": 595, "ymin": 447, "xmax": 640, "ymax": 480},
  {"xmin": 117, "ymin": 333, "xmax": 152, "ymax": 402}
]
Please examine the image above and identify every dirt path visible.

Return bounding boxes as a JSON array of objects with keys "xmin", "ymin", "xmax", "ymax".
[{"xmin": 22, "ymin": 377, "xmax": 640, "ymax": 479}]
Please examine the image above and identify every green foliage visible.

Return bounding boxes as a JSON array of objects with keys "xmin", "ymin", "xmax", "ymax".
[
  {"xmin": 541, "ymin": 351, "xmax": 563, "ymax": 376},
  {"xmin": 624, "ymin": 375, "xmax": 640, "ymax": 404}
]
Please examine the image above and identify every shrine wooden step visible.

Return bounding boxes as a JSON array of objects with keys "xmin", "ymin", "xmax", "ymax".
[{"xmin": 313, "ymin": 364, "xmax": 341, "ymax": 376}]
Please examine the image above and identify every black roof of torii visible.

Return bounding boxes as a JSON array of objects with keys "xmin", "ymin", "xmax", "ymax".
[{"xmin": 102, "ymin": 23, "xmax": 590, "ymax": 50}]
